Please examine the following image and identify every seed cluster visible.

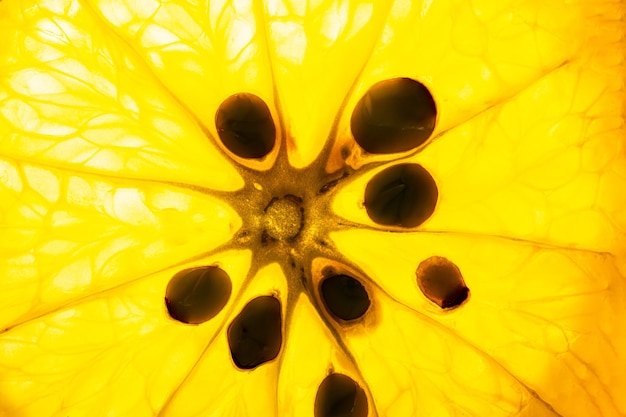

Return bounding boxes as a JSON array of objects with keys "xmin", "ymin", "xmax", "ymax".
[{"xmin": 164, "ymin": 78, "xmax": 470, "ymax": 416}]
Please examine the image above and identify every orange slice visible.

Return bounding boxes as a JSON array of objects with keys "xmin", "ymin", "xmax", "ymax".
[{"xmin": 0, "ymin": 0, "xmax": 624, "ymax": 416}]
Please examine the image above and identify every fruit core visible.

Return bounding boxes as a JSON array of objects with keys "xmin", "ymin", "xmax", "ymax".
[{"xmin": 263, "ymin": 195, "xmax": 303, "ymax": 240}]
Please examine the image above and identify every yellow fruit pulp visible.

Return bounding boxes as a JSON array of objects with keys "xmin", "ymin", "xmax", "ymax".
[{"xmin": 0, "ymin": 0, "xmax": 625, "ymax": 416}]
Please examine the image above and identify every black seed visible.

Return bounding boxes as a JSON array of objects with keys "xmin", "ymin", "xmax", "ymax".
[
  {"xmin": 228, "ymin": 296, "xmax": 282, "ymax": 369},
  {"xmin": 364, "ymin": 163, "xmax": 437, "ymax": 228},
  {"xmin": 215, "ymin": 93, "xmax": 276, "ymax": 158},
  {"xmin": 320, "ymin": 275, "xmax": 370, "ymax": 321},
  {"xmin": 165, "ymin": 266, "xmax": 232, "ymax": 325},
  {"xmin": 350, "ymin": 78, "xmax": 436, "ymax": 154},
  {"xmin": 416, "ymin": 256, "xmax": 469, "ymax": 309},
  {"xmin": 315, "ymin": 373, "xmax": 368, "ymax": 417}
]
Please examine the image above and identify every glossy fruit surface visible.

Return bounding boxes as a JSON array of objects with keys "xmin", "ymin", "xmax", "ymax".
[{"xmin": 0, "ymin": 0, "xmax": 625, "ymax": 416}]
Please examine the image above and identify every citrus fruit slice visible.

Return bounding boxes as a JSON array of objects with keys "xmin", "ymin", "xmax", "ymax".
[{"xmin": 0, "ymin": 0, "xmax": 625, "ymax": 416}]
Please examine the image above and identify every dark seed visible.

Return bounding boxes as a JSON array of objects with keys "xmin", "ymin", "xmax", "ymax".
[
  {"xmin": 350, "ymin": 78, "xmax": 436, "ymax": 154},
  {"xmin": 416, "ymin": 256, "xmax": 469, "ymax": 309},
  {"xmin": 228, "ymin": 296, "xmax": 282, "ymax": 369},
  {"xmin": 165, "ymin": 266, "xmax": 232, "ymax": 325},
  {"xmin": 364, "ymin": 163, "xmax": 437, "ymax": 228},
  {"xmin": 215, "ymin": 93, "xmax": 276, "ymax": 158},
  {"xmin": 315, "ymin": 373, "xmax": 368, "ymax": 417},
  {"xmin": 320, "ymin": 275, "xmax": 370, "ymax": 321}
]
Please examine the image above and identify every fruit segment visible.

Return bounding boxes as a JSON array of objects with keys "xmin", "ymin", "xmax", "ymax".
[
  {"xmin": 333, "ymin": 229, "xmax": 626, "ymax": 417},
  {"xmin": 159, "ymin": 263, "xmax": 286, "ymax": 417},
  {"xmin": 277, "ymin": 292, "xmax": 373, "ymax": 417},
  {"xmin": 333, "ymin": 51, "xmax": 624, "ymax": 253},
  {"xmin": 0, "ymin": 0, "xmax": 242, "ymax": 189},
  {"xmin": 338, "ymin": 0, "xmax": 587, "ymax": 147},
  {"xmin": 0, "ymin": 250, "xmax": 252, "ymax": 417},
  {"xmin": 263, "ymin": 0, "xmax": 394, "ymax": 168},
  {"xmin": 0, "ymin": 158, "xmax": 241, "ymax": 331},
  {"xmin": 88, "ymin": 0, "xmax": 281, "ymax": 169},
  {"xmin": 413, "ymin": 57, "xmax": 624, "ymax": 253},
  {"xmin": 344, "ymin": 289, "xmax": 562, "ymax": 417}
]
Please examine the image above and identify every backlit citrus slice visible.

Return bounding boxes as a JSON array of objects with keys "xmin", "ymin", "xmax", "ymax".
[{"xmin": 0, "ymin": 0, "xmax": 624, "ymax": 416}]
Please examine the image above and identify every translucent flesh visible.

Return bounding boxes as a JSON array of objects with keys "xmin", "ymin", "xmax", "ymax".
[{"xmin": 0, "ymin": 0, "xmax": 624, "ymax": 416}]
